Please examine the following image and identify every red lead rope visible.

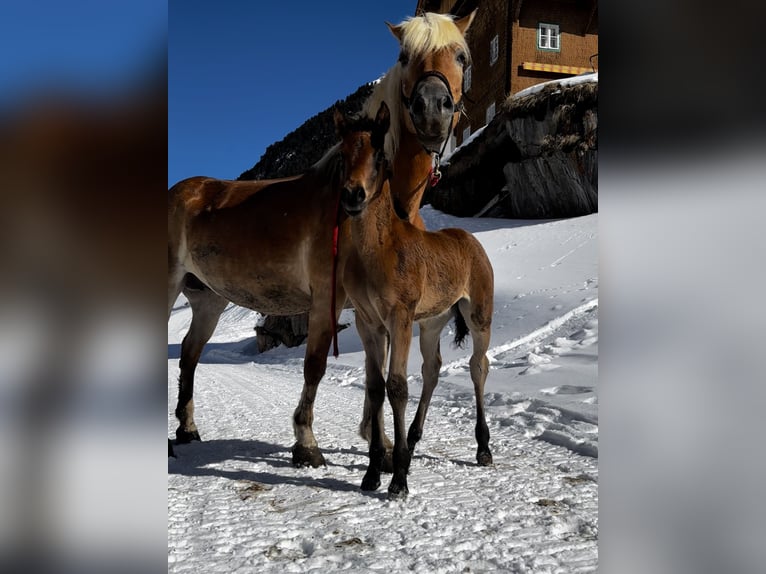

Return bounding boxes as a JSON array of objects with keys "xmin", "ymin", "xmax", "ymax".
[{"xmin": 330, "ymin": 191, "xmax": 341, "ymax": 358}]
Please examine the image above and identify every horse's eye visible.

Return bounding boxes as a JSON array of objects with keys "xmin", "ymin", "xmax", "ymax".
[
  {"xmin": 456, "ymin": 51, "xmax": 467, "ymax": 67},
  {"xmin": 398, "ymin": 51, "xmax": 409, "ymax": 66}
]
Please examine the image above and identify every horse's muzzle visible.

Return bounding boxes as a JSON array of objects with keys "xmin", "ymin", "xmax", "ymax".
[
  {"xmin": 341, "ymin": 185, "xmax": 366, "ymax": 216},
  {"xmin": 408, "ymin": 75, "xmax": 455, "ymax": 150}
]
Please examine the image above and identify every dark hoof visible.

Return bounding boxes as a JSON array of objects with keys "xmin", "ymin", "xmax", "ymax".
[
  {"xmin": 168, "ymin": 439, "xmax": 176, "ymax": 457},
  {"xmin": 292, "ymin": 444, "xmax": 326, "ymax": 468},
  {"xmin": 361, "ymin": 471, "xmax": 381, "ymax": 492},
  {"xmin": 477, "ymin": 451, "xmax": 493, "ymax": 466},
  {"xmin": 387, "ymin": 481, "xmax": 409, "ymax": 500},
  {"xmin": 175, "ymin": 428, "xmax": 201, "ymax": 444}
]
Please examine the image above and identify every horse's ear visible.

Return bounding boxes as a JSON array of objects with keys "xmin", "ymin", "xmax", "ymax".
[
  {"xmin": 455, "ymin": 9, "xmax": 476, "ymax": 36},
  {"xmin": 333, "ymin": 107, "xmax": 345, "ymax": 136},
  {"xmin": 386, "ymin": 21, "xmax": 403, "ymax": 43}
]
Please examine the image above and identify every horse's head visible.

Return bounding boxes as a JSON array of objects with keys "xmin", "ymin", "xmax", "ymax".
[
  {"xmin": 334, "ymin": 102, "xmax": 391, "ymax": 217},
  {"xmin": 388, "ymin": 11, "xmax": 475, "ymax": 154}
]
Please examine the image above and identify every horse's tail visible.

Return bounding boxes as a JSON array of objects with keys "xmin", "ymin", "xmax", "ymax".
[{"xmin": 452, "ymin": 303, "xmax": 470, "ymax": 348}]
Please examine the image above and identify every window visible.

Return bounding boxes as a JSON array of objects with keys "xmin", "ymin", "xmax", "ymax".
[
  {"xmin": 485, "ymin": 102, "xmax": 496, "ymax": 125},
  {"xmin": 538, "ymin": 23, "xmax": 560, "ymax": 51},
  {"xmin": 463, "ymin": 64, "xmax": 472, "ymax": 92},
  {"xmin": 490, "ymin": 34, "xmax": 499, "ymax": 65},
  {"xmin": 462, "ymin": 125, "xmax": 471, "ymax": 144}
]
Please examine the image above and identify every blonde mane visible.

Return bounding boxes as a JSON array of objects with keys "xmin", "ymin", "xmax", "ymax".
[{"xmin": 363, "ymin": 13, "xmax": 469, "ymax": 161}]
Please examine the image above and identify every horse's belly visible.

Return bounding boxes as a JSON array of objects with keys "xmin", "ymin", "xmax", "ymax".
[
  {"xmin": 414, "ymin": 290, "xmax": 462, "ymax": 322},
  {"xmin": 216, "ymin": 283, "xmax": 311, "ymax": 315},
  {"xmin": 186, "ymin": 255, "xmax": 313, "ymax": 315}
]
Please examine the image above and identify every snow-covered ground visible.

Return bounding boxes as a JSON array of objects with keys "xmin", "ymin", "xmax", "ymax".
[{"xmin": 168, "ymin": 209, "xmax": 598, "ymax": 572}]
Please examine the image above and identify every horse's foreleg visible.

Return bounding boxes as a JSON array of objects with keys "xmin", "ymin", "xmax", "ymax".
[
  {"xmin": 175, "ymin": 286, "xmax": 227, "ymax": 443},
  {"xmin": 407, "ymin": 316, "xmax": 449, "ymax": 455},
  {"xmin": 356, "ymin": 317, "xmax": 388, "ymax": 491},
  {"xmin": 386, "ymin": 310, "xmax": 415, "ymax": 500},
  {"xmin": 468, "ymin": 327, "xmax": 493, "ymax": 466},
  {"xmin": 359, "ymin": 330, "xmax": 394, "ymax": 473},
  {"xmin": 291, "ymin": 294, "xmax": 342, "ymax": 468}
]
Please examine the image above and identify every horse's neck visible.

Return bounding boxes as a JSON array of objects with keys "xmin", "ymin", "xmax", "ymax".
[
  {"xmin": 389, "ymin": 125, "xmax": 432, "ymax": 227},
  {"xmin": 352, "ymin": 181, "xmax": 400, "ymax": 258}
]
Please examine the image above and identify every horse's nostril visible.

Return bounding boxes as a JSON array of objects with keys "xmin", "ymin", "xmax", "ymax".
[
  {"xmin": 441, "ymin": 96, "xmax": 454, "ymax": 112},
  {"xmin": 354, "ymin": 187, "xmax": 366, "ymax": 204},
  {"xmin": 411, "ymin": 96, "xmax": 426, "ymax": 116}
]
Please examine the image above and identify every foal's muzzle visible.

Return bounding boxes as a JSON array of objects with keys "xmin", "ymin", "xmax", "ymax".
[{"xmin": 340, "ymin": 185, "xmax": 366, "ymax": 216}]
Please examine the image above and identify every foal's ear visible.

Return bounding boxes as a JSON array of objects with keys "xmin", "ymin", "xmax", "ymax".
[
  {"xmin": 455, "ymin": 9, "xmax": 476, "ymax": 35},
  {"xmin": 372, "ymin": 102, "xmax": 390, "ymax": 151},
  {"xmin": 374, "ymin": 101, "xmax": 390, "ymax": 133},
  {"xmin": 333, "ymin": 107, "xmax": 346, "ymax": 136}
]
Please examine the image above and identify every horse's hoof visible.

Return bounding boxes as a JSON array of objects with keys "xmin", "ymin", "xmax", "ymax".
[
  {"xmin": 361, "ymin": 472, "xmax": 381, "ymax": 492},
  {"xmin": 387, "ymin": 482, "xmax": 409, "ymax": 500},
  {"xmin": 292, "ymin": 444, "xmax": 326, "ymax": 468},
  {"xmin": 175, "ymin": 428, "xmax": 201, "ymax": 444},
  {"xmin": 168, "ymin": 439, "xmax": 176, "ymax": 457},
  {"xmin": 477, "ymin": 451, "xmax": 493, "ymax": 466}
]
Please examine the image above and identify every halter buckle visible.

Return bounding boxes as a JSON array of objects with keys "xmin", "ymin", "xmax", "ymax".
[{"xmin": 429, "ymin": 153, "xmax": 442, "ymax": 187}]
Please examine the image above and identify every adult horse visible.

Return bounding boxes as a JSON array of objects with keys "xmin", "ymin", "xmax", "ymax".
[
  {"xmin": 336, "ymin": 102, "xmax": 494, "ymax": 499},
  {"xmin": 168, "ymin": 11, "xmax": 475, "ymax": 467}
]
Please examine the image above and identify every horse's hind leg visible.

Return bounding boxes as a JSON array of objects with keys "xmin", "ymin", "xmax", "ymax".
[
  {"xmin": 407, "ymin": 314, "xmax": 450, "ymax": 455},
  {"xmin": 175, "ymin": 282, "xmax": 228, "ymax": 443},
  {"xmin": 460, "ymin": 300, "xmax": 493, "ymax": 466},
  {"xmin": 168, "ymin": 265, "xmax": 185, "ymax": 321}
]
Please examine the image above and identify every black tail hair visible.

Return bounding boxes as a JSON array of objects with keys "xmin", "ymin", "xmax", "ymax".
[{"xmin": 452, "ymin": 304, "xmax": 470, "ymax": 348}]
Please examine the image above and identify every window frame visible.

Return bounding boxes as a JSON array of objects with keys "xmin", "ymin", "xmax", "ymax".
[
  {"xmin": 537, "ymin": 23, "xmax": 561, "ymax": 52},
  {"xmin": 490, "ymin": 34, "xmax": 499, "ymax": 65},
  {"xmin": 485, "ymin": 102, "xmax": 496, "ymax": 125},
  {"xmin": 464, "ymin": 64, "xmax": 472, "ymax": 92}
]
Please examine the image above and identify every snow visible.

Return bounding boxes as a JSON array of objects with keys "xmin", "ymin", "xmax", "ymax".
[
  {"xmin": 169, "ymin": 209, "xmax": 598, "ymax": 571},
  {"xmin": 512, "ymin": 72, "xmax": 598, "ymax": 100}
]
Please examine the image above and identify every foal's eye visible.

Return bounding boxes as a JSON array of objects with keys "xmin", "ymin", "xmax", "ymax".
[{"xmin": 398, "ymin": 51, "xmax": 409, "ymax": 66}]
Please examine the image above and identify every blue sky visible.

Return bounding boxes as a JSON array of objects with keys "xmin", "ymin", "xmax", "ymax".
[
  {"xmin": 0, "ymin": 2, "xmax": 166, "ymax": 104},
  {"xmin": 169, "ymin": 1, "xmax": 418, "ymax": 185}
]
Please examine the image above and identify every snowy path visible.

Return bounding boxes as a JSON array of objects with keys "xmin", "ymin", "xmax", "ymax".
[{"xmin": 169, "ymin": 212, "xmax": 598, "ymax": 572}]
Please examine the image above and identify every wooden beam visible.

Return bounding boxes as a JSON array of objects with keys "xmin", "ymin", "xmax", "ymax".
[
  {"xmin": 514, "ymin": 0, "xmax": 524, "ymax": 21},
  {"xmin": 521, "ymin": 62, "xmax": 592, "ymax": 75}
]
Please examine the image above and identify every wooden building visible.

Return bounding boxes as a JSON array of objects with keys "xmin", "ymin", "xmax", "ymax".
[{"xmin": 415, "ymin": 0, "xmax": 598, "ymax": 147}]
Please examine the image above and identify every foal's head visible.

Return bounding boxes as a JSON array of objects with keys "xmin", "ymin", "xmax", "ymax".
[{"xmin": 335, "ymin": 102, "xmax": 391, "ymax": 217}]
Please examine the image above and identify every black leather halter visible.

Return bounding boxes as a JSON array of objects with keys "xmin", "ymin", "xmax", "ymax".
[{"xmin": 401, "ymin": 70, "xmax": 464, "ymax": 157}]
